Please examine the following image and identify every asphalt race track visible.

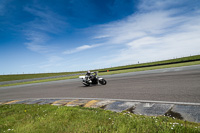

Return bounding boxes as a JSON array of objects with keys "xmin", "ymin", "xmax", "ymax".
[{"xmin": 0, "ymin": 65, "xmax": 200, "ymax": 103}]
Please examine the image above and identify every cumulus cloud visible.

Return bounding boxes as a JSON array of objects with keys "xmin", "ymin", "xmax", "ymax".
[
  {"xmin": 95, "ymin": 10, "xmax": 180, "ymax": 45},
  {"xmin": 63, "ymin": 44, "xmax": 102, "ymax": 54},
  {"xmin": 89, "ymin": 0, "xmax": 200, "ymax": 67},
  {"xmin": 20, "ymin": 0, "xmax": 200, "ymax": 72}
]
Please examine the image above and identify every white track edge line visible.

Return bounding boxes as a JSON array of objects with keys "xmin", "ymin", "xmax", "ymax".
[{"xmin": 3, "ymin": 97, "xmax": 200, "ymax": 105}]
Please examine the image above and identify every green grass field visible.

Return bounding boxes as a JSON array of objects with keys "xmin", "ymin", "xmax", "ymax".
[
  {"xmin": 97, "ymin": 54, "xmax": 200, "ymax": 72},
  {"xmin": 0, "ymin": 104, "xmax": 199, "ymax": 133},
  {"xmin": 0, "ymin": 71, "xmax": 83, "ymax": 82},
  {"xmin": 99, "ymin": 60, "xmax": 200, "ymax": 76}
]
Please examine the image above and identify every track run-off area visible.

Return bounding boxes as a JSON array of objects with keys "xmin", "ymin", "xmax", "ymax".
[{"xmin": 0, "ymin": 65, "xmax": 200, "ymax": 103}]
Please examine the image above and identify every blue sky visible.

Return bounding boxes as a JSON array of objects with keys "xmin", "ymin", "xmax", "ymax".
[{"xmin": 0, "ymin": 0, "xmax": 200, "ymax": 74}]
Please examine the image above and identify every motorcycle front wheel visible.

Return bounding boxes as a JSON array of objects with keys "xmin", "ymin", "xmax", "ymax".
[
  {"xmin": 83, "ymin": 82, "xmax": 90, "ymax": 86},
  {"xmin": 99, "ymin": 79, "xmax": 107, "ymax": 85}
]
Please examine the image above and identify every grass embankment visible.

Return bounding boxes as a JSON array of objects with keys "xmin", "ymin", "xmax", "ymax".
[
  {"xmin": 99, "ymin": 60, "xmax": 200, "ymax": 76},
  {"xmin": 0, "ymin": 75, "xmax": 79, "ymax": 87},
  {"xmin": 0, "ymin": 104, "xmax": 199, "ymax": 133},
  {"xmin": 98, "ymin": 55, "xmax": 200, "ymax": 72},
  {"xmin": 0, "ymin": 71, "xmax": 84, "ymax": 82}
]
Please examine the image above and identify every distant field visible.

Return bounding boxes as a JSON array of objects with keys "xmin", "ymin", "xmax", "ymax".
[
  {"xmin": 0, "ymin": 71, "xmax": 84, "ymax": 82},
  {"xmin": 97, "ymin": 55, "xmax": 200, "ymax": 72},
  {"xmin": 0, "ymin": 55, "xmax": 200, "ymax": 82},
  {"xmin": 99, "ymin": 60, "xmax": 200, "ymax": 76}
]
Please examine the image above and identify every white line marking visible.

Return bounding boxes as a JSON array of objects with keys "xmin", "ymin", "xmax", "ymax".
[{"xmin": 12, "ymin": 97, "xmax": 200, "ymax": 106}]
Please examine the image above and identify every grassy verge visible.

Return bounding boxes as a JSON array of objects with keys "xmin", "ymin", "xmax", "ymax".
[
  {"xmin": 97, "ymin": 55, "xmax": 200, "ymax": 72},
  {"xmin": 99, "ymin": 60, "xmax": 200, "ymax": 76},
  {"xmin": 0, "ymin": 71, "xmax": 84, "ymax": 82},
  {"xmin": 0, "ymin": 75, "xmax": 79, "ymax": 87},
  {"xmin": 0, "ymin": 104, "xmax": 199, "ymax": 133},
  {"xmin": 1, "ymin": 61, "xmax": 200, "ymax": 87}
]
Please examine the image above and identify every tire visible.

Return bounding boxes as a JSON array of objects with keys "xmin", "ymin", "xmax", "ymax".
[
  {"xmin": 99, "ymin": 79, "xmax": 107, "ymax": 85},
  {"xmin": 83, "ymin": 82, "xmax": 90, "ymax": 86}
]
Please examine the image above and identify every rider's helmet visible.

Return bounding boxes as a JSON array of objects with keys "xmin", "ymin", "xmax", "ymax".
[{"xmin": 86, "ymin": 70, "xmax": 91, "ymax": 76}]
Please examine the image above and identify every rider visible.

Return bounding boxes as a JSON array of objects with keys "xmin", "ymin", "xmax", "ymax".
[
  {"xmin": 86, "ymin": 70, "xmax": 96, "ymax": 80},
  {"xmin": 86, "ymin": 70, "xmax": 91, "ymax": 76}
]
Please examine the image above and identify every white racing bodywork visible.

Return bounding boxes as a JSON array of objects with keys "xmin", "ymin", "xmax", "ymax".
[{"xmin": 79, "ymin": 76, "xmax": 85, "ymax": 79}]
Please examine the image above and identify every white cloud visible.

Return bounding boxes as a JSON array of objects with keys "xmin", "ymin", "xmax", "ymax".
[
  {"xmin": 63, "ymin": 44, "xmax": 102, "ymax": 54},
  {"xmin": 127, "ymin": 37, "xmax": 160, "ymax": 48},
  {"xmin": 93, "ymin": 35, "xmax": 111, "ymax": 39},
  {"xmin": 87, "ymin": 0, "xmax": 200, "ymax": 67},
  {"xmin": 20, "ymin": 0, "xmax": 200, "ymax": 72},
  {"xmin": 39, "ymin": 56, "xmax": 64, "ymax": 69},
  {"xmin": 96, "ymin": 10, "xmax": 181, "ymax": 45},
  {"xmin": 25, "ymin": 43, "xmax": 47, "ymax": 53},
  {"xmin": 24, "ymin": 6, "xmax": 67, "ymax": 33},
  {"xmin": 138, "ymin": 0, "xmax": 180, "ymax": 11},
  {"xmin": 24, "ymin": 31, "xmax": 51, "ymax": 53},
  {"xmin": 23, "ymin": 6, "xmax": 67, "ymax": 53}
]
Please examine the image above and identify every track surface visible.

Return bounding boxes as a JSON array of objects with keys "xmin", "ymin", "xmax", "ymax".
[{"xmin": 0, "ymin": 65, "xmax": 200, "ymax": 103}]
